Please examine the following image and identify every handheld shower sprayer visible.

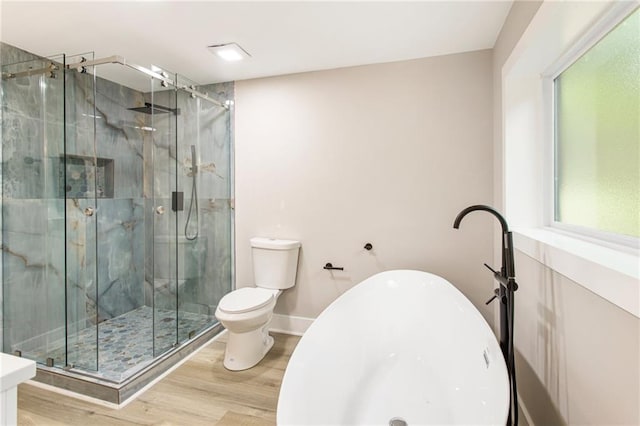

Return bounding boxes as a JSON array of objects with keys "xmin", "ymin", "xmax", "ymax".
[
  {"xmin": 191, "ymin": 145, "xmax": 198, "ymax": 175},
  {"xmin": 185, "ymin": 145, "xmax": 199, "ymax": 241}
]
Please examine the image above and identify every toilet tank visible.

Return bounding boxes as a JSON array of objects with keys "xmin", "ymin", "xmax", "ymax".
[{"xmin": 251, "ymin": 237, "xmax": 301, "ymax": 290}]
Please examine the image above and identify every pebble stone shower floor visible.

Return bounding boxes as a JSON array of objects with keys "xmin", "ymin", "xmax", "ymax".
[{"xmin": 28, "ymin": 306, "xmax": 214, "ymax": 383}]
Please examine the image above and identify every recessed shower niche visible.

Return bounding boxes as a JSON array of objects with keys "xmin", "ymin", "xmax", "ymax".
[{"xmin": 60, "ymin": 154, "xmax": 114, "ymax": 198}]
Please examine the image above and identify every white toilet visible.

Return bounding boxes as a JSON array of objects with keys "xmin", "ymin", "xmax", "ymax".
[{"xmin": 215, "ymin": 237, "xmax": 301, "ymax": 371}]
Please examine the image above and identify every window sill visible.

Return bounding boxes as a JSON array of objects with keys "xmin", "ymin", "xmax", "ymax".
[{"xmin": 513, "ymin": 227, "xmax": 639, "ymax": 318}]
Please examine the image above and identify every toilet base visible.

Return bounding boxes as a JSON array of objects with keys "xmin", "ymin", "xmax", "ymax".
[{"xmin": 223, "ymin": 325, "xmax": 275, "ymax": 371}]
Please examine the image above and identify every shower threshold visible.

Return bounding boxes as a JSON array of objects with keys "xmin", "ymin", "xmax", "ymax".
[{"xmin": 29, "ymin": 310, "xmax": 223, "ymax": 404}]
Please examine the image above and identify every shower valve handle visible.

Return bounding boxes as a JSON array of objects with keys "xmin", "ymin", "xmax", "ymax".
[
  {"xmin": 483, "ymin": 263, "xmax": 498, "ymax": 274},
  {"xmin": 485, "ymin": 288, "xmax": 500, "ymax": 305}
]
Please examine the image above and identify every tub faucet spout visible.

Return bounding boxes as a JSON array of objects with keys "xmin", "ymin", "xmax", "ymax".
[{"xmin": 453, "ymin": 205, "xmax": 515, "ymax": 286}]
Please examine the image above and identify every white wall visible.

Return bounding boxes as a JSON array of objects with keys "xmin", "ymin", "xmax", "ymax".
[
  {"xmin": 494, "ymin": 1, "xmax": 640, "ymax": 424},
  {"xmin": 235, "ymin": 50, "xmax": 496, "ymax": 322},
  {"xmin": 492, "ymin": 0, "xmax": 543, "ymax": 222},
  {"xmin": 514, "ymin": 250, "xmax": 639, "ymax": 425}
]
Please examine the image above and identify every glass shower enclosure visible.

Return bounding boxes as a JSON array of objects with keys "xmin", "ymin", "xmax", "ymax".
[{"xmin": 0, "ymin": 43, "xmax": 233, "ymax": 395}]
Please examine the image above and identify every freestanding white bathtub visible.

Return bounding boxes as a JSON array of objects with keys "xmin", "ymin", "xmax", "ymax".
[{"xmin": 277, "ymin": 270, "xmax": 509, "ymax": 425}]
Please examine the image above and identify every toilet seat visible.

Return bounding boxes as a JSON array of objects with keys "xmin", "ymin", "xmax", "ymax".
[{"xmin": 218, "ymin": 288, "xmax": 277, "ymax": 314}]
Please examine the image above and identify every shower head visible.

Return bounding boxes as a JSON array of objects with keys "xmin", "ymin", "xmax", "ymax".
[{"xmin": 127, "ymin": 102, "xmax": 180, "ymax": 115}]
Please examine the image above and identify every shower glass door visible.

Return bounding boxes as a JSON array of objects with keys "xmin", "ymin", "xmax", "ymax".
[
  {"xmin": 176, "ymin": 82, "xmax": 208, "ymax": 344},
  {"xmin": 151, "ymin": 74, "xmax": 179, "ymax": 356},
  {"xmin": 64, "ymin": 54, "xmax": 99, "ymax": 372},
  {"xmin": 65, "ymin": 58, "xmax": 158, "ymax": 379},
  {"xmin": 174, "ymin": 77, "xmax": 233, "ymax": 343},
  {"xmin": 151, "ymin": 75, "xmax": 233, "ymax": 353},
  {"xmin": 1, "ymin": 54, "xmax": 66, "ymax": 367}
]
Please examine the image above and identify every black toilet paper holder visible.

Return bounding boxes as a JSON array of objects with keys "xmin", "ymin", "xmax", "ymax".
[{"xmin": 323, "ymin": 262, "xmax": 344, "ymax": 271}]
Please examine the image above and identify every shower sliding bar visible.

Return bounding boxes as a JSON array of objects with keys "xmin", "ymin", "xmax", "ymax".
[
  {"xmin": 1, "ymin": 62, "xmax": 60, "ymax": 80},
  {"xmin": 66, "ymin": 55, "xmax": 228, "ymax": 109}
]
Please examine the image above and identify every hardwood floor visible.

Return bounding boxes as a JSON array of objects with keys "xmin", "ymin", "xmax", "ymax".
[{"xmin": 17, "ymin": 332, "xmax": 300, "ymax": 426}]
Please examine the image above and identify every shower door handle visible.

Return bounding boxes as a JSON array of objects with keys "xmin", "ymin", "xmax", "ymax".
[{"xmin": 84, "ymin": 207, "xmax": 94, "ymax": 217}]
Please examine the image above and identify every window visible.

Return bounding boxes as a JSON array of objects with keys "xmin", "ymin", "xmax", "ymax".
[
  {"xmin": 503, "ymin": 1, "xmax": 639, "ymax": 318},
  {"xmin": 554, "ymin": 8, "xmax": 639, "ymax": 239}
]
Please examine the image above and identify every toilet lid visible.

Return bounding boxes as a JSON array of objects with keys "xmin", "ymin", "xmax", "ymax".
[{"xmin": 218, "ymin": 288, "xmax": 275, "ymax": 314}]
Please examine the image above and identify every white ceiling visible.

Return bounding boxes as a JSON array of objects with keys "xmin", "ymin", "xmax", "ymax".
[{"xmin": 1, "ymin": 1, "xmax": 512, "ymax": 90}]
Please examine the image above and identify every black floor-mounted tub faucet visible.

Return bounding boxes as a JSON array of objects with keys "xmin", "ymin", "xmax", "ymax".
[{"xmin": 453, "ymin": 204, "xmax": 519, "ymax": 426}]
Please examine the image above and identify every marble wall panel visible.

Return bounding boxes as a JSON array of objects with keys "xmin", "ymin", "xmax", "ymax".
[
  {"xmin": 92, "ymin": 198, "xmax": 145, "ymax": 320},
  {"xmin": 1, "ymin": 51, "xmax": 65, "ymax": 201},
  {"xmin": 93, "ymin": 80, "xmax": 146, "ymax": 200},
  {"xmin": 1, "ymin": 199, "xmax": 65, "ymax": 353},
  {"xmin": 1, "ymin": 113, "xmax": 64, "ymax": 199},
  {"xmin": 179, "ymin": 202, "xmax": 233, "ymax": 313},
  {"xmin": 65, "ymin": 198, "xmax": 95, "ymax": 334},
  {"xmin": 197, "ymin": 82, "xmax": 234, "ymax": 201},
  {"xmin": 64, "ymin": 197, "xmax": 146, "ymax": 326}
]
